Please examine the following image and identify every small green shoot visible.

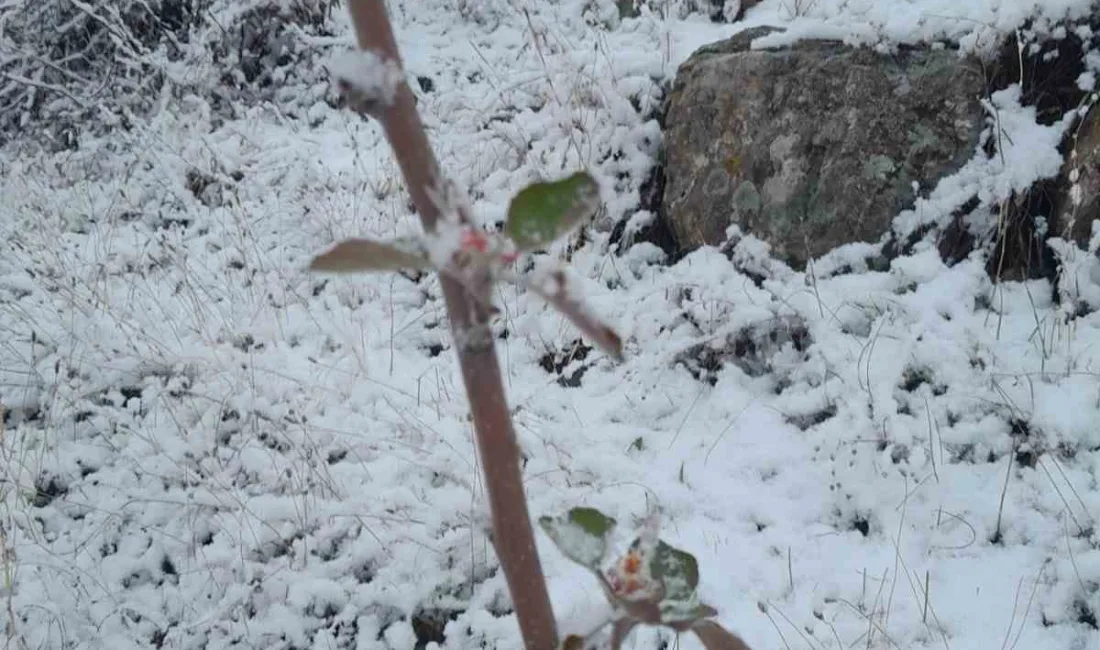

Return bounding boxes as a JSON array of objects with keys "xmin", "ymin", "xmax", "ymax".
[
  {"xmin": 541, "ymin": 507, "xmax": 751, "ymax": 650},
  {"xmin": 309, "ymin": 173, "xmax": 622, "ymax": 360}
]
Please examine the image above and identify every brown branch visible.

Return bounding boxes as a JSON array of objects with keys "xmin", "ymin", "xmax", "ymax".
[
  {"xmin": 692, "ymin": 620, "xmax": 754, "ymax": 650},
  {"xmin": 342, "ymin": 2, "xmax": 559, "ymax": 649}
]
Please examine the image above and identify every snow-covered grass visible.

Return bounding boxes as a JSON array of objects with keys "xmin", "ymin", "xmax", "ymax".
[{"xmin": 1, "ymin": 1, "xmax": 1099, "ymax": 649}]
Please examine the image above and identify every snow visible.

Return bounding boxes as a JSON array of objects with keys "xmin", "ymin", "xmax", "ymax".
[
  {"xmin": 892, "ymin": 85, "xmax": 1075, "ymax": 241},
  {"xmin": 327, "ymin": 50, "xmax": 404, "ymax": 109},
  {"xmin": 748, "ymin": 0, "xmax": 1097, "ymax": 52},
  {"xmin": 2, "ymin": 1, "xmax": 1100, "ymax": 649}
]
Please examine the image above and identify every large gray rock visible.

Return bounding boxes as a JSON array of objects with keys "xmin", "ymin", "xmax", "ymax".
[{"xmin": 662, "ymin": 28, "xmax": 986, "ymax": 268}]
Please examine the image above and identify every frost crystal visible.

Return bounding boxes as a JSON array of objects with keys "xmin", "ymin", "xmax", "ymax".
[
  {"xmin": 328, "ymin": 49, "xmax": 403, "ymax": 108},
  {"xmin": 422, "ymin": 180, "xmax": 472, "ymax": 269},
  {"xmin": 425, "ymin": 219, "xmax": 465, "ymax": 269}
]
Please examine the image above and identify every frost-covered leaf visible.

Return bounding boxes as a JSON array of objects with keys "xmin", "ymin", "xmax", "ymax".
[
  {"xmin": 309, "ymin": 237, "xmax": 432, "ymax": 273},
  {"xmin": 691, "ymin": 620, "xmax": 753, "ymax": 650},
  {"xmin": 607, "ymin": 536, "xmax": 703, "ymax": 622},
  {"xmin": 660, "ymin": 599, "xmax": 717, "ymax": 625},
  {"xmin": 505, "ymin": 172, "xmax": 600, "ymax": 251},
  {"xmin": 539, "ymin": 507, "xmax": 616, "ymax": 570},
  {"xmin": 649, "ymin": 540, "xmax": 699, "ymax": 601},
  {"xmin": 612, "ymin": 535, "xmax": 703, "ymax": 621},
  {"xmin": 526, "ymin": 269, "xmax": 623, "ymax": 360}
]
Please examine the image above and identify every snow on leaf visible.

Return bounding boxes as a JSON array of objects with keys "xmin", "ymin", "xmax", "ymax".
[
  {"xmin": 539, "ymin": 507, "xmax": 616, "ymax": 570},
  {"xmin": 505, "ymin": 172, "xmax": 600, "ymax": 251},
  {"xmin": 309, "ymin": 237, "xmax": 432, "ymax": 273},
  {"xmin": 607, "ymin": 535, "xmax": 701, "ymax": 618},
  {"xmin": 660, "ymin": 598, "xmax": 712, "ymax": 625},
  {"xmin": 649, "ymin": 539, "xmax": 699, "ymax": 602}
]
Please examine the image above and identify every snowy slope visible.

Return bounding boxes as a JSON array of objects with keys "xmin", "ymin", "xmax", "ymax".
[{"xmin": 2, "ymin": 1, "xmax": 1100, "ymax": 649}]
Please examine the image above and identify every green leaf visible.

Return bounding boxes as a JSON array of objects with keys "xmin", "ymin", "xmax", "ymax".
[
  {"xmin": 649, "ymin": 540, "xmax": 699, "ymax": 602},
  {"xmin": 539, "ymin": 507, "xmax": 617, "ymax": 570},
  {"xmin": 568, "ymin": 507, "xmax": 618, "ymax": 538},
  {"xmin": 505, "ymin": 172, "xmax": 600, "ymax": 251},
  {"xmin": 310, "ymin": 237, "xmax": 432, "ymax": 273}
]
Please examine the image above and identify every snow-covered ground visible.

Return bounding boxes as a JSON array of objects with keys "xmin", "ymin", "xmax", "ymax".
[{"xmin": 2, "ymin": 1, "xmax": 1100, "ymax": 649}]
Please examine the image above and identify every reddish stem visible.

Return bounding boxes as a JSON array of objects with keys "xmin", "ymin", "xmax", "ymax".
[{"xmin": 343, "ymin": 2, "xmax": 559, "ymax": 649}]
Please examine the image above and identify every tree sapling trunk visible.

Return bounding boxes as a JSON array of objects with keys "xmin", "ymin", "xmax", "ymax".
[{"xmin": 334, "ymin": 1, "xmax": 560, "ymax": 648}]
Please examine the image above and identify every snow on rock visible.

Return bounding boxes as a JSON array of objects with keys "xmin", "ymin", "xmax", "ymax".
[
  {"xmin": 1, "ymin": 1, "xmax": 1100, "ymax": 650},
  {"xmin": 749, "ymin": 0, "xmax": 1097, "ymax": 52},
  {"xmin": 892, "ymin": 84, "xmax": 1076, "ymax": 241}
]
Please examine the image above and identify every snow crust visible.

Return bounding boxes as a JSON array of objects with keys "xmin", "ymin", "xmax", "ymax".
[
  {"xmin": 2, "ymin": 1, "xmax": 1100, "ymax": 649},
  {"xmin": 328, "ymin": 49, "xmax": 404, "ymax": 108}
]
